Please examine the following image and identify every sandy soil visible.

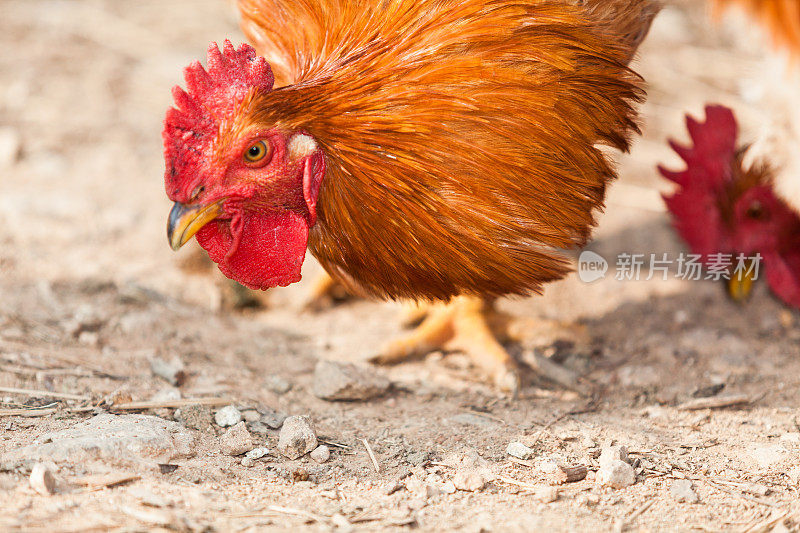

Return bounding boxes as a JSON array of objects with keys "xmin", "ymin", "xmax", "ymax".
[{"xmin": 1, "ymin": 0, "xmax": 799, "ymax": 531}]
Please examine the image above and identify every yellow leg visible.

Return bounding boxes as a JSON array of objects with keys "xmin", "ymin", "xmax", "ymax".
[{"xmin": 371, "ymin": 296, "xmax": 521, "ymax": 393}]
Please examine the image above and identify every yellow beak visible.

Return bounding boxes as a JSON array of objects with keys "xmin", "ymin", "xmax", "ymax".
[
  {"xmin": 727, "ymin": 259, "xmax": 757, "ymax": 303},
  {"xmin": 167, "ymin": 200, "xmax": 225, "ymax": 251}
]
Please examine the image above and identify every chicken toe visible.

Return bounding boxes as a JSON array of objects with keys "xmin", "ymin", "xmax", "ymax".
[{"xmin": 371, "ymin": 296, "xmax": 521, "ymax": 393}]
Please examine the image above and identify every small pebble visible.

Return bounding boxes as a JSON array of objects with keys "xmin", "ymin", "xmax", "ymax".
[
  {"xmin": 312, "ymin": 360, "xmax": 391, "ymax": 401},
  {"xmin": 310, "ymin": 445, "xmax": 330, "ymax": 464},
  {"xmin": 219, "ymin": 422, "xmax": 256, "ymax": 456},
  {"xmin": 596, "ymin": 459, "xmax": 636, "ymax": 489},
  {"xmin": 441, "ymin": 480, "xmax": 457, "ymax": 494},
  {"xmin": 264, "ymin": 375, "xmax": 292, "ymax": 395},
  {"xmin": 215, "ymin": 405, "xmax": 243, "ymax": 428},
  {"xmin": 260, "ymin": 408, "xmax": 288, "ymax": 429},
  {"xmin": 506, "ymin": 441, "xmax": 534, "ymax": 460},
  {"xmin": 29, "ymin": 463, "xmax": 56, "ymax": 495},
  {"xmin": 670, "ymin": 479, "xmax": 699, "ymax": 503},
  {"xmin": 149, "ymin": 356, "xmax": 185, "ymax": 386},
  {"xmin": 535, "ymin": 486, "xmax": 559, "ymax": 503},
  {"xmin": 78, "ymin": 331, "xmax": 99, "ymax": 346},
  {"xmin": 241, "ymin": 457, "xmax": 255, "ymax": 467},
  {"xmin": 246, "ymin": 447, "xmax": 269, "ymax": 460},
  {"xmin": 277, "ymin": 416, "xmax": 318, "ymax": 459}
]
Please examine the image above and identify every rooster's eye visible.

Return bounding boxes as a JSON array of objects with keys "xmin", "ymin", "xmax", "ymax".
[
  {"xmin": 746, "ymin": 201, "xmax": 767, "ymax": 221},
  {"xmin": 244, "ymin": 140, "xmax": 272, "ymax": 164}
]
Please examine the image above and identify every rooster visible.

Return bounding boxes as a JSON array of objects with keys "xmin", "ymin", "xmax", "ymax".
[
  {"xmin": 660, "ymin": 105, "xmax": 800, "ymax": 309},
  {"xmin": 164, "ymin": 0, "xmax": 659, "ymax": 392}
]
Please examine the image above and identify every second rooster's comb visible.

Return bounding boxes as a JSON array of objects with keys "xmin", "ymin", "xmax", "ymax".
[
  {"xmin": 170, "ymin": 40, "xmax": 274, "ymax": 124},
  {"xmin": 658, "ymin": 105, "xmax": 739, "ymax": 190}
]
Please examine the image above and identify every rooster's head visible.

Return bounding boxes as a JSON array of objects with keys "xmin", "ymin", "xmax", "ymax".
[
  {"xmin": 660, "ymin": 105, "xmax": 800, "ymax": 308},
  {"xmin": 163, "ymin": 41, "xmax": 324, "ymax": 290}
]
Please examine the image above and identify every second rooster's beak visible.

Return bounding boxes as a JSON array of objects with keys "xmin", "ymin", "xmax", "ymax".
[
  {"xmin": 727, "ymin": 259, "xmax": 757, "ymax": 303},
  {"xmin": 167, "ymin": 200, "xmax": 225, "ymax": 251}
]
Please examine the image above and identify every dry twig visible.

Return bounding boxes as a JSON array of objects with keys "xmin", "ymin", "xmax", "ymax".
[
  {"xmin": 360, "ymin": 438, "xmax": 381, "ymax": 473},
  {"xmin": 677, "ymin": 394, "xmax": 756, "ymax": 411},
  {"xmin": 0, "ymin": 386, "xmax": 90, "ymax": 402}
]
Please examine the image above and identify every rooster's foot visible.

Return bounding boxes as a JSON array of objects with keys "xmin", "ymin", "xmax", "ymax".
[{"xmin": 370, "ymin": 296, "xmax": 521, "ymax": 393}]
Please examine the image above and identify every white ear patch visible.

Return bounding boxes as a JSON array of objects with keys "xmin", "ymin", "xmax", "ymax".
[{"xmin": 288, "ymin": 133, "xmax": 318, "ymax": 160}]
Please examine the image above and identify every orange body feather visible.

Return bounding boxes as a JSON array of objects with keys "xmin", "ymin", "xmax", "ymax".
[{"xmin": 234, "ymin": 0, "xmax": 658, "ymax": 300}]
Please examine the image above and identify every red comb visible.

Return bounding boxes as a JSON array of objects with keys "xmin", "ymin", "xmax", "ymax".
[
  {"xmin": 163, "ymin": 41, "xmax": 274, "ymax": 199},
  {"xmin": 172, "ymin": 40, "xmax": 273, "ymax": 121},
  {"xmin": 659, "ymin": 105, "xmax": 738, "ymax": 189},
  {"xmin": 659, "ymin": 105, "xmax": 740, "ymax": 259}
]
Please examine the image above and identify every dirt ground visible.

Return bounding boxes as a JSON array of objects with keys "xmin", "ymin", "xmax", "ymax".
[{"xmin": 1, "ymin": 0, "xmax": 800, "ymax": 531}]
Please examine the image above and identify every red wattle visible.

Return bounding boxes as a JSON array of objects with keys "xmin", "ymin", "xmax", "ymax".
[{"xmin": 195, "ymin": 211, "xmax": 308, "ymax": 290}]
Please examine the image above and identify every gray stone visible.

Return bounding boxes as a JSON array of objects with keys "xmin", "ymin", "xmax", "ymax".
[
  {"xmin": 277, "ymin": 416, "xmax": 318, "ymax": 459},
  {"xmin": 260, "ymin": 408, "xmax": 287, "ymax": 429},
  {"xmin": 149, "ymin": 356, "xmax": 185, "ymax": 386},
  {"xmin": 506, "ymin": 441, "xmax": 534, "ymax": 460},
  {"xmin": 535, "ymin": 486, "xmax": 559, "ymax": 503},
  {"xmin": 310, "ymin": 445, "xmax": 330, "ymax": 464},
  {"xmin": 2, "ymin": 414, "xmax": 196, "ymax": 464},
  {"xmin": 264, "ymin": 375, "xmax": 292, "ymax": 395},
  {"xmin": 245, "ymin": 447, "xmax": 269, "ymax": 460},
  {"xmin": 29, "ymin": 463, "xmax": 56, "ymax": 495},
  {"xmin": 219, "ymin": 422, "xmax": 256, "ymax": 456},
  {"xmin": 312, "ymin": 360, "xmax": 390, "ymax": 401},
  {"xmin": 596, "ymin": 459, "xmax": 636, "ymax": 489},
  {"xmin": 214, "ymin": 405, "xmax": 243, "ymax": 428},
  {"xmin": 670, "ymin": 479, "xmax": 699, "ymax": 503}
]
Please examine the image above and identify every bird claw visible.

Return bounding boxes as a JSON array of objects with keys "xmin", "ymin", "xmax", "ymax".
[{"xmin": 370, "ymin": 296, "xmax": 521, "ymax": 393}]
